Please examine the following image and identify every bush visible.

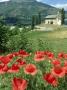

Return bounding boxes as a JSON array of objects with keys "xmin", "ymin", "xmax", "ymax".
[
  {"xmin": 0, "ymin": 22, "xmax": 9, "ymax": 52},
  {"xmin": 6, "ymin": 27, "xmax": 32, "ymax": 52}
]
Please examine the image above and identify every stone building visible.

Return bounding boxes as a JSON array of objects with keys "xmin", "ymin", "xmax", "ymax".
[{"xmin": 45, "ymin": 12, "xmax": 62, "ymax": 25}]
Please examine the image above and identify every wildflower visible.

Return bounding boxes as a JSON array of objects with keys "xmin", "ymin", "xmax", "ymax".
[
  {"xmin": 0, "ymin": 56, "xmax": 12, "ymax": 64},
  {"xmin": 43, "ymin": 73, "xmax": 58, "ymax": 86},
  {"xmin": 16, "ymin": 59, "xmax": 26, "ymax": 68},
  {"xmin": 52, "ymin": 59, "xmax": 61, "ymax": 67},
  {"xmin": 34, "ymin": 51, "xmax": 45, "ymax": 62},
  {"xmin": 58, "ymin": 52, "xmax": 64, "ymax": 59},
  {"xmin": 51, "ymin": 66, "xmax": 65, "ymax": 78},
  {"xmin": 24, "ymin": 64, "xmax": 37, "ymax": 75},
  {"xmin": 8, "ymin": 64, "xmax": 19, "ymax": 73},
  {"xmin": 12, "ymin": 77, "xmax": 27, "ymax": 90},
  {"xmin": 18, "ymin": 50, "xmax": 30, "ymax": 57}
]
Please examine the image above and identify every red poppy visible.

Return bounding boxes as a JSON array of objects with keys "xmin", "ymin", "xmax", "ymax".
[
  {"xmin": 64, "ymin": 60, "xmax": 67, "ymax": 67},
  {"xmin": 7, "ymin": 54, "xmax": 14, "ymax": 59},
  {"xmin": 2, "ymin": 65, "xmax": 9, "ymax": 72},
  {"xmin": 52, "ymin": 59, "xmax": 61, "ymax": 67},
  {"xmin": 12, "ymin": 77, "xmax": 27, "ymax": 90},
  {"xmin": 8, "ymin": 64, "xmax": 19, "ymax": 73},
  {"xmin": 58, "ymin": 52, "xmax": 64, "ymax": 59},
  {"xmin": 16, "ymin": 59, "xmax": 26, "ymax": 68},
  {"xmin": 43, "ymin": 73, "xmax": 58, "ymax": 86},
  {"xmin": 24, "ymin": 64, "xmax": 37, "ymax": 75},
  {"xmin": 34, "ymin": 54, "xmax": 45, "ymax": 62},
  {"xmin": 64, "ymin": 54, "xmax": 67, "ymax": 59},
  {"xmin": 0, "ymin": 56, "xmax": 12, "ymax": 64},
  {"xmin": 44, "ymin": 51, "xmax": 50, "ymax": 55},
  {"xmin": 0, "ymin": 64, "xmax": 9, "ymax": 74},
  {"xmin": 35, "ymin": 51, "xmax": 45, "ymax": 56},
  {"xmin": 18, "ymin": 50, "xmax": 30, "ymax": 57},
  {"xmin": 47, "ymin": 52, "xmax": 54, "ymax": 60},
  {"xmin": 51, "ymin": 66, "xmax": 65, "ymax": 78}
]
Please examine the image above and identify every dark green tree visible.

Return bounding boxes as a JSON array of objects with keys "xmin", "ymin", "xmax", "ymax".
[
  {"xmin": 31, "ymin": 16, "xmax": 35, "ymax": 30},
  {"xmin": 60, "ymin": 8, "xmax": 65, "ymax": 24},
  {"xmin": 38, "ymin": 12, "xmax": 41, "ymax": 24},
  {"xmin": 0, "ymin": 22, "xmax": 9, "ymax": 52},
  {"xmin": 31, "ymin": 15, "xmax": 35, "ymax": 30},
  {"xmin": 35, "ymin": 15, "xmax": 39, "ymax": 25}
]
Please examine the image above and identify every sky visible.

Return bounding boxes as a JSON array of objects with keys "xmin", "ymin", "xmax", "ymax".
[
  {"xmin": 0, "ymin": 0, "xmax": 9, "ymax": 2},
  {"xmin": 37, "ymin": 0, "xmax": 67, "ymax": 10},
  {"xmin": 0, "ymin": 0, "xmax": 67, "ymax": 10}
]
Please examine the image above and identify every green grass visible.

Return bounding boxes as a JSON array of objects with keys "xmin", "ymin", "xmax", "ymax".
[
  {"xmin": 0, "ymin": 26, "xmax": 67, "ymax": 90},
  {"xmin": 27, "ymin": 26, "xmax": 67, "ymax": 54}
]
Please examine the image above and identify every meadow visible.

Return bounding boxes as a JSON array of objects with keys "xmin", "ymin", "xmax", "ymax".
[
  {"xmin": 27, "ymin": 25, "xmax": 67, "ymax": 54},
  {"xmin": 0, "ymin": 25, "xmax": 67, "ymax": 90}
]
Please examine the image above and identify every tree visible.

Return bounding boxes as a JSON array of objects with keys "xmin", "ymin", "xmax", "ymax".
[
  {"xmin": 31, "ymin": 15, "xmax": 35, "ymax": 30},
  {"xmin": 35, "ymin": 15, "xmax": 38, "ymax": 25},
  {"xmin": 38, "ymin": 12, "xmax": 41, "ymax": 24},
  {"xmin": 0, "ymin": 22, "xmax": 9, "ymax": 52},
  {"xmin": 60, "ymin": 8, "xmax": 65, "ymax": 24}
]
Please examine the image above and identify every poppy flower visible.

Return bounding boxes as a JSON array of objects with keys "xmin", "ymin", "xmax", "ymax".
[
  {"xmin": 47, "ymin": 52, "xmax": 54, "ymax": 60},
  {"xmin": 63, "ymin": 61, "xmax": 67, "ymax": 74},
  {"xmin": 18, "ymin": 50, "xmax": 30, "ymax": 57},
  {"xmin": 8, "ymin": 64, "xmax": 19, "ymax": 73},
  {"xmin": 0, "ymin": 56, "xmax": 12, "ymax": 64},
  {"xmin": 12, "ymin": 77, "xmax": 27, "ymax": 90},
  {"xmin": 51, "ymin": 66, "xmax": 65, "ymax": 78},
  {"xmin": 43, "ymin": 73, "xmax": 58, "ymax": 86},
  {"xmin": 52, "ymin": 59, "xmax": 61, "ymax": 67},
  {"xmin": 35, "ymin": 51, "xmax": 45, "ymax": 56},
  {"xmin": 44, "ymin": 51, "xmax": 50, "ymax": 55},
  {"xmin": 64, "ymin": 54, "xmax": 67, "ymax": 59},
  {"xmin": 24, "ymin": 64, "xmax": 37, "ymax": 75},
  {"xmin": 64, "ymin": 60, "xmax": 67, "ymax": 67},
  {"xmin": 34, "ymin": 54, "xmax": 45, "ymax": 62},
  {"xmin": 0, "ymin": 64, "xmax": 9, "ymax": 74},
  {"xmin": 7, "ymin": 54, "xmax": 14, "ymax": 59},
  {"xmin": 58, "ymin": 52, "xmax": 64, "ymax": 59},
  {"xmin": 16, "ymin": 59, "xmax": 26, "ymax": 68},
  {"xmin": 2, "ymin": 65, "xmax": 9, "ymax": 72}
]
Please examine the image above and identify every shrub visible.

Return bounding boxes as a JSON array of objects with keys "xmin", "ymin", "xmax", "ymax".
[
  {"xmin": 6, "ymin": 27, "xmax": 32, "ymax": 53},
  {"xmin": 0, "ymin": 22, "xmax": 9, "ymax": 52}
]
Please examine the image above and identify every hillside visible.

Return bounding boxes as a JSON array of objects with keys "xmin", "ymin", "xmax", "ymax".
[{"xmin": 0, "ymin": 0, "xmax": 58, "ymax": 25}]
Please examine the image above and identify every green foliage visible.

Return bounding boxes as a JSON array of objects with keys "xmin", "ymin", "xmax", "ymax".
[
  {"xmin": 0, "ymin": 22, "xmax": 9, "ymax": 52},
  {"xmin": 6, "ymin": 27, "xmax": 32, "ymax": 52},
  {"xmin": 31, "ymin": 15, "xmax": 35, "ymax": 30},
  {"xmin": 37, "ymin": 39, "xmax": 53, "ymax": 51},
  {"xmin": 38, "ymin": 12, "xmax": 41, "ymax": 24},
  {"xmin": 60, "ymin": 8, "xmax": 65, "ymax": 24}
]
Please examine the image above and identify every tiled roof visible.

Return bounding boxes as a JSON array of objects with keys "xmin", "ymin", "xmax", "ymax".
[{"xmin": 45, "ymin": 15, "xmax": 57, "ymax": 19}]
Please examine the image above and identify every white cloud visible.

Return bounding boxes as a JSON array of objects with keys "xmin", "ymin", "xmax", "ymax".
[
  {"xmin": 52, "ymin": 4, "xmax": 67, "ymax": 10},
  {"xmin": 0, "ymin": 0, "xmax": 9, "ymax": 2}
]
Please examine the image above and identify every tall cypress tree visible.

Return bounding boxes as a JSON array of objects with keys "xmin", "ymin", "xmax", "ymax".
[
  {"xmin": 38, "ymin": 12, "xmax": 41, "ymax": 24},
  {"xmin": 60, "ymin": 8, "xmax": 65, "ymax": 24},
  {"xmin": 31, "ymin": 15, "xmax": 35, "ymax": 30}
]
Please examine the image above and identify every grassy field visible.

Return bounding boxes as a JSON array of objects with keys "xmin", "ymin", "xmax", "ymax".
[
  {"xmin": 27, "ymin": 25, "xmax": 67, "ymax": 55},
  {"xmin": 0, "ymin": 25, "xmax": 67, "ymax": 90}
]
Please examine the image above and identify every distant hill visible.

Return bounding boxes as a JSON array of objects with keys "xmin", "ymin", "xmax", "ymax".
[{"xmin": 0, "ymin": 0, "xmax": 59, "ymax": 25}]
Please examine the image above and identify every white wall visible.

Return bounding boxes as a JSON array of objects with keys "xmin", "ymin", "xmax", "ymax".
[{"xmin": 45, "ymin": 18, "xmax": 61, "ymax": 25}]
